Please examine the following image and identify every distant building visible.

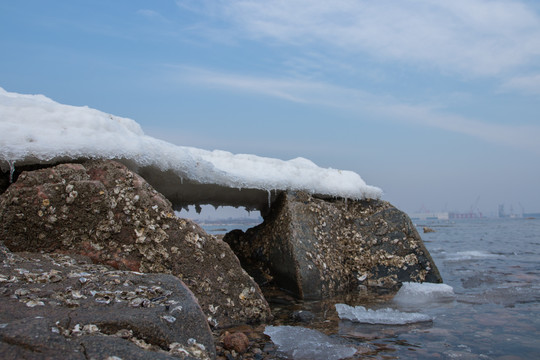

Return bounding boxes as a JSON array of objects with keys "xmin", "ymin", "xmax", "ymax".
[
  {"xmin": 449, "ymin": 211, "xmax": 483, "ymax": 219},
  {"xmin": 409, "ymin": 212, "xmax": 450, "ymax": 221},
  {"xmin": 498, "ymin": 204, "xmax": 506, "ymax": 218},
  {"xmin": 410, "ymin": 211, "xmax": 484, "ymax": 220}
]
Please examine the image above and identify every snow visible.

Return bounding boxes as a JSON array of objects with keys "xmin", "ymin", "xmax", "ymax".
[
  {"xmin": 264, "ymin": 325, "xmax": 357, "ymax": 360},
  {"xmin": 335, "ymin": 303, "xmax": 431, "ymax": 325},
  {"xmin": 393, "ymin": 282, "xmax": 455, "ymax": 305},
  {"xmin": 0, "ymin": 87, "xmax": 382, "ymax": 210}
]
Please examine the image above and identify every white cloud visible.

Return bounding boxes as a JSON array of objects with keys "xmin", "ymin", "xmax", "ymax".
[
  {"xmin": 173, "ymin": 65, "xmax": 315, "ymax": 103},
  {"xmin": 172, "ymin": 66, "xmax": 540, "ymax": 154},
  {"xmin": 136, "ymin": 9, "xmax": 170, "ymax": 23},
  {"xmin": 499, "ymin": 73, "xmax": 540, "ymax": 95},
  {"xmin": 374, "ymin": 102, "xmax": 540, "ymax": 153},
  {"xmin": 179, "ymin": 0, "xmax": 540, "ymax": 77}
]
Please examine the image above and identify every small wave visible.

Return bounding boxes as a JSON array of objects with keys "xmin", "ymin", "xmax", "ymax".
[
  {"xmin": 445, "ymin": 250, "xmax": 502, "ymax": 261},
  {"xmin": 458, "ymin": 285, "xmax": 540, "ymax": 307}
]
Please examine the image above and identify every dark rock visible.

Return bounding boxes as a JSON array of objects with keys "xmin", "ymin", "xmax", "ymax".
[
  {"xmin": 0, "ymin": 248, "xmax": 214, "ymax": 359},
  {"xmin": 0, "ymin": 169, "xmax": 9, "ymax": 195},
  {"xmin": 225, "ymin": 191, "xmax": 442, "ymax": 300},
  {"xmin": 291, "ymin": 310, "xmax": 316, "ymax": 323},
  {"xmin": 0, "ymin": 160, "xmax": 271, "ymax": 328},
  {"xmin": 222, "ymin": 332, "xmax": 250, "ymax": 354}
]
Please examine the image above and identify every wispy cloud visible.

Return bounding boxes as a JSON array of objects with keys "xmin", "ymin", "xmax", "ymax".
[
  {"xmin": 172, "ymin": 65, "xmax": 540, "ymax": 154},
  {"xmin": 173, "ymin": 66, "xmax": 316, "ymax": 103},
  {"xmin": 499, "ymin": 73, "xmax": 540, "ymax": 95},
  {"xmin": 177, "ymin": 0, "xmax": 540, "ymax": 77},
  {"xmin": 136, "ymin": 9, "xmax": 170, "ymax": 23},
  {"xmin": 374, "ymin": 102, "xmax": 540, "ymax": 153}
]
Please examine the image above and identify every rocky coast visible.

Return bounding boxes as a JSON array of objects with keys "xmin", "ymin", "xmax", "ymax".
[{"xmin": 0, "ymin": 160, "xmax": 441, "ymax": 359}]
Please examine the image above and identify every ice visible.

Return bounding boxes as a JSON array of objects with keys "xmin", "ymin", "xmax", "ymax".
[
  {"xmin": 264, "ymin": 325, "xmax": 357, "ymax": 360},
  {"xmin": 393, "ymin": 282, "xmax": 455, "ymax": 305},
  {"xmin": 0, "ymin": 87, "xmax": 382, "ymax": 210},
  {"xmin": 8, "ymin": 160, "xmax": 15, "ymax": 183},
  {"xmin": 335, "ymin": 303, "xmax": 432, "ymax": 325}
]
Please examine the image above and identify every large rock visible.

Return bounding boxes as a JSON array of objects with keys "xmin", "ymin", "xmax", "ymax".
[
  {"xmin": 0, "ymin": 160, "xmax": 271, "ymax": 328},
  {"xmin": 225, "ymin": 191, "xmax": 442, "ymax": 300},
  {"xmin": 0, "ymin": 245, "xmax": 214, "ymax": 359}
]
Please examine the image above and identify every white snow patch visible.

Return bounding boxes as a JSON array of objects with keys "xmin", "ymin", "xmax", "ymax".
[
  {"xmin": 393, "ymin": 282, "xmax": 455, "ymax": 305},
  {"xmin": 264, "ymin": 325, "xmax": 356, "ymax": 360},
  {"xmin": 0, "ymin": 87, "xmax": 382, "ymax": 210},
  {"xmin": 335, "ymin": 303, "xmax": 432, "ymax": 325}
]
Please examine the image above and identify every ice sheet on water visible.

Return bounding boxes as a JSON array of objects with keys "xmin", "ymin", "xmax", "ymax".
[
  {"xmin": 264, "ymin": 325, "xmax": 357, "ymax": 360},
  {"xmin": 393, "ymin": 282, "xmax": 455, "ymax": 305},
  {"xmin": 335, "ymin": 303, "xmax": 431, "ymax": 325}
]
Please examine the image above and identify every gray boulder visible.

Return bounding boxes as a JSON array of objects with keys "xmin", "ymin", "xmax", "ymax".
[
  {"xmin": 0, "ymin": 160, "xmax": 271, "ymax": 328},
  {"xmin": 225, "ymin": 191, "xmax": 442, "ymax": 300},
  {"xmin": 0, "ymin": 246, "xmax": 214, "ymax": 359}
]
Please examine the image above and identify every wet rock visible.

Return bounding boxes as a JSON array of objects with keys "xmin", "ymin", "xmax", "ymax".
[
  {"xmin": 291, "ymin": 310, "xmax": 316, "ymax": 323},
  {"xmin": 0, "ymin": 160, "xmax": 271, "ymax": 328},
  {"xmin": 0, "ymin": 248, "xmax": 214, "ymax": 359},
  {"xmin": 225, "ymin": 191, "xmax": 442, "ymax": 300},
  {"xmin": 423, "ymin": 227, "xmax": 435, "ymax": 233},
  {"xmin": 222, "ymin": 332, "xmax": 250, "ymax": 354}
]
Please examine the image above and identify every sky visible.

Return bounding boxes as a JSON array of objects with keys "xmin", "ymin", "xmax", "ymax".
[{"xmin": 1, "ymin": 0, "xmax": 539, "ymax": 217}]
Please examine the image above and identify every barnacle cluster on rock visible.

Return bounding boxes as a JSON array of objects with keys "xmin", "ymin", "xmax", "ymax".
[
  {"xmin": 225, "ymin": 191, "xmax": 441, "ymax": 300},
  {"xmin": 305, "ymin": 196, "xmax": 433, "ymax": 292},
  {"xmin": 0, "ymin": 160, "xmax": 271, "ymax": 331},
  {"xmin": 0, "ymin": 246, "xmax": 215, "ymax": 359}
]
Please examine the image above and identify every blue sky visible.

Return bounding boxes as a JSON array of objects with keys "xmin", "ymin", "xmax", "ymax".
[{"xmin": 1, "ymin": 0, "xmax": 540, "ymax": 216}]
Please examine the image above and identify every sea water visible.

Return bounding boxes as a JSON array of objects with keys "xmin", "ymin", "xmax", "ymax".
[{"xmin": 262, "ymin": 217, "xmax": 540, "ymax": 359}]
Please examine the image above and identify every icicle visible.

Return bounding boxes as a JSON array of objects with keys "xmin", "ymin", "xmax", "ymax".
[
  {"xmin": 8, "ymin": 160, "xmax": 15, "ymax": 183},
  {"xmin": 267, "ymin": 189, "xmax": 272, "ymax": 209},
  {"xmin": 180, "ymin": 177, "xmax": 183, "ymax": 184}
]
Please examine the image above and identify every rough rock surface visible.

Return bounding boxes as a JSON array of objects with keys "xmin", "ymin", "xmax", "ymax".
[
  {"xmin": 225, "ymin": 191, "xmax": 442, "ymax": 300},
  {"xmin": 222, "ymin": 331, "xmax": 250, "ymax": 354},
  {"xmin": 0, "ymin": 244, "xmax": 214, "ymax": 359},
  {"xmin": 0, "ymin": 160, "xmax": 271, "ymax": 328}
]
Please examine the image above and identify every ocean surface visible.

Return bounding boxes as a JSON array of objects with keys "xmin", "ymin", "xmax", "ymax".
[
  {"xmin": 365, "ymin": 217, "xmax": 540, "ymax": 359},
  {"xmin": 203, "ymin": 218, "xmax": 540, "ymax": 359}
]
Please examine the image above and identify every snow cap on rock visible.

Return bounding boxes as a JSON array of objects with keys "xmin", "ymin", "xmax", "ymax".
[{"xmin": 0, "ymin": 87, "xmax": 382, "ymax": 210}]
